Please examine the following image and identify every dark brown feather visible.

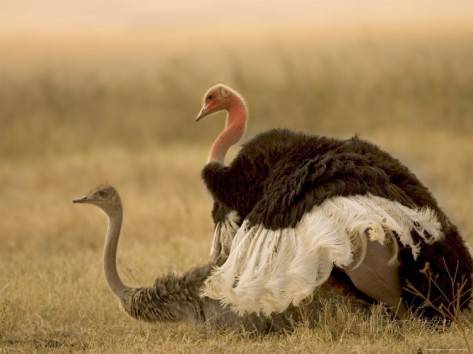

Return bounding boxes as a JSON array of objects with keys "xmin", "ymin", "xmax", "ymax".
[{"xmin": 203, "ymin": 128, "xmax": 473, "ymax": 320}]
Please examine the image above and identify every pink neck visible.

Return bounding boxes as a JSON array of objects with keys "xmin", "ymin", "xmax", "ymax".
[{"xmin": 208, "ymin": 97, "xmax": 247, "ymax": 164}]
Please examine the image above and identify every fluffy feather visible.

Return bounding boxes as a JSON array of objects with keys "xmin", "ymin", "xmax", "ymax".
[
  {"xmin": 209, "ymin": 210, "xmax": 240, "ymax": 265},
  {"xmin": 202, "ymin": 194, "xmax": 442, "ymax": 316}
]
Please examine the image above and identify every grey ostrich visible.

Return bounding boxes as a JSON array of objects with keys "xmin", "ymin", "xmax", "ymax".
[{"xmin": 73, "ymin": 184, "xmax": 358, "ymax": 331}]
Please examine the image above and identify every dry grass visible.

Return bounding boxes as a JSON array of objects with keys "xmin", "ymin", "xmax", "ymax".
[{"xmin": 1, "ymin": 27, "xmax": 473, "ymax": 353}]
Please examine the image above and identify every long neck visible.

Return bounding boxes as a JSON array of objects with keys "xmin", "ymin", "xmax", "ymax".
[
  {"xmin": 208, "ymin": 96, "xmax": 248, "ymax": 164},
  {"xmin": 104, "ymin": 205, "xmax": 129, "ymax": 298}
]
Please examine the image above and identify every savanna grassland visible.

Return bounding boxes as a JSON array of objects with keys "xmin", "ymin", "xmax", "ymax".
[{"xmin": 1, "ymin": 26, "xmax": 473, "ymax": 353}]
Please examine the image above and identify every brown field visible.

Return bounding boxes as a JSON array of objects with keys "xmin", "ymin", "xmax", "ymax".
[{"xmin": 1, "ymin": 26, "xmax": 473, "ymax": 353}]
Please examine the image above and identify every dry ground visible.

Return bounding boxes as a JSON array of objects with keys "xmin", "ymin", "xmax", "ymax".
[{"xmin": 1, "ymin": 27, "xmax": 473, "ymax": 353}]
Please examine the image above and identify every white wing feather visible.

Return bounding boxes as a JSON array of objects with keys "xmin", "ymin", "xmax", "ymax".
[{"xmin": 202, "ymin": 194, "xmax": 443, "ymax": 316}]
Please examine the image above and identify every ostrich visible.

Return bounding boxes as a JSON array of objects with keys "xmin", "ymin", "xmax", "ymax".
[
  {"xmin": 72, "ymin": 184, "xmax": 368, "ymax": 332},
  {"xmin": 72, "ymin": 185, "xmax": 261, "ymax": 328},
  {"xmin": 196, "ymin": 83, "xmax": 473, "ymax": 320}
]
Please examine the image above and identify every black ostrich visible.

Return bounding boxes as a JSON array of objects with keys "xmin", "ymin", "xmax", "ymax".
[{"xmin": 196, "ymin": 83, "xmax": 472, "ymax": 320}]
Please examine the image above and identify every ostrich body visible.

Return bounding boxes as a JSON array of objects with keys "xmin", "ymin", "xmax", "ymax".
[{"xmin": 196, "ymin": 84, "xmax": 473, "ymax": 319}]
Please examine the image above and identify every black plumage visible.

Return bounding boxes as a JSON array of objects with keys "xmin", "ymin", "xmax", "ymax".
[{"xmin": 203, "ymin": 128, "xmax": 472, "ymax": 320}]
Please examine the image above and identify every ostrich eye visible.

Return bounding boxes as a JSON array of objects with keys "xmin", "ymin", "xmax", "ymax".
[
  {"xmin": 97, "ymin": 190, "xmax": 107, "ymax": 198},
  {"xmin": 207, "ymin": 94, "xmax": 213, "ymax": 101}
]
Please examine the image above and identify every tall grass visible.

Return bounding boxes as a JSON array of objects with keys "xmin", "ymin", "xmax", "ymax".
[{"xmin": 1, "ymin": 29, "xmax": 472, "ymax": 158}]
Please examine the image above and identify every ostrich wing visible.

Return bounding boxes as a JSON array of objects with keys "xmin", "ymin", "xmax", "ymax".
[
  {"xmin": 208, "ymin": 151, "xmax": 420, "ymax": 266},
  {"xmin": 201, "ymin": 152, "xmax": 444, "ymax": 316},
  {"xmin": 247, "ymin": 151, "xmax": 417, "ymax": 230}
]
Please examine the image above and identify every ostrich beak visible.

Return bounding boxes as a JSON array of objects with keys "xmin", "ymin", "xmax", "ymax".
[
  {"xmin": 72, "ymin": 195, "xmax": 88, "ymax": 204},
  {"xmin": 195, "ymin": 106, "xmax": 208, "ymax": 122}
]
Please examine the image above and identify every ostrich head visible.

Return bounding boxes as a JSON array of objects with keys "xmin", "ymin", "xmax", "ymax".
[
  {"xmin": 195, "ymin": 83, "xmax": 246, "ymax": 122},
  {"xmin": 196, "ymin": 84, "xmax": 248, "ymax": 164},
  {"xmin": 73, "ymin": 185, "xmax": 121, "ymax": 215}
]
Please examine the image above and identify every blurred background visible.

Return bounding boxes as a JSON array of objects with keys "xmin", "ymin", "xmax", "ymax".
[
  {"xmin": 1, "ymin": 0, "xmax": 473, "ymax": 156},
  {"xmin": 1, "ymin": 1, "xmax": 473, "ymax": 351}
]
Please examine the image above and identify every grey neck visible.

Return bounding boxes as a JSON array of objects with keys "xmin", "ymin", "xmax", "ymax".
[{"xmin": 104, "ymin": 205, "xmax": 129, "ymax": 298}]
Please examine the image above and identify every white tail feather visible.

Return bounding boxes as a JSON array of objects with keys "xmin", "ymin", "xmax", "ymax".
[{"xmin": 202, "ymin": 194, "xmax": 443, "ymax": 316}]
